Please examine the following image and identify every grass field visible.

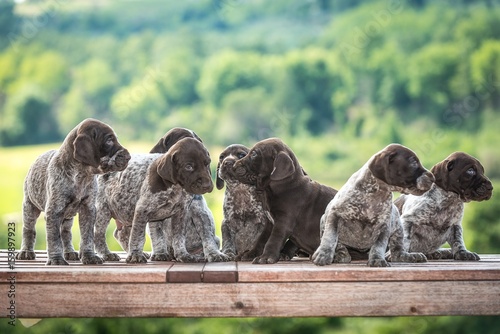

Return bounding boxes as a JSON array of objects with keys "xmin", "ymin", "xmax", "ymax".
[{"xmin": 0, "ymin": 141, "xmax": 226, "ymax": 252}]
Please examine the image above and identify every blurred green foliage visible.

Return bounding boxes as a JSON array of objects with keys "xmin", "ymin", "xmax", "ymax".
[{"xmin": 1, "ymin": 0, "xmax": 500, "ymax": 333}]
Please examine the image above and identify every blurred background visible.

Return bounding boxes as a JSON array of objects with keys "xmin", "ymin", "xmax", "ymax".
[{"xmin": 1, "ymin": 0, "xmax": 499, "ymax": 332}]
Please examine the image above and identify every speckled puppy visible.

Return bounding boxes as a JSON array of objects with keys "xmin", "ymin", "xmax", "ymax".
[
  {"xmin": 94, "ymin": 138, "xmax": 216, "ymax": 263},
  {"xmin": 16, "ymin": 118, "xmax": 130, "ymax": 265},
  {"xmin": 395, "ymin": 152, "xmax": 493, "ymax": 261},
  {"xmin": 313, "ymin": 144, "xmax": 434, "ymax": 267},
  {"xmin": 107, "ymin": 127, "xmax": 227, "ymax": 262},
  {"xmin": 216, "ymin": 144, "xmax": 272, "ymax": 260}
]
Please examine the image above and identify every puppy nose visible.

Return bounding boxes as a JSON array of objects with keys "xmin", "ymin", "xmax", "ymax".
[{"xmin": 223, "ymin": 159, "xmax": 235, "ymax": 167}]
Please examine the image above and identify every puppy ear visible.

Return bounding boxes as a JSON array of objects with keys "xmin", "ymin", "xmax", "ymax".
[
  {"xmin": 216, "ymin": 161, "xmax": 225, "ymax": 190},
  {"xmin": 270, "ymin": 152, "xmax": 295, "ymax": 181},
  {"xmin": 73, "ymin": 133, "xmax": 99, "ymax": 167},
  {"xmin": 431, "ymin": 159, "xmax": 450, "ymax": 190},
  {"xmin": 192, "ymin": 131, "xmax": 203, "ymax": 143},
  {"xmin": 156, "ymin": 152, "xmax": 177, "ymax": 184},
  {"xmin": 149, "ymin": 138, "xmax": 166, "ymax": 154},
  {"xmin": 369, "ymin": 151, "xmax": 391, "ymax": 183}
]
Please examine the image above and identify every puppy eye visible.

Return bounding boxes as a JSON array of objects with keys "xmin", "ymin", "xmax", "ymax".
[
  {"xmin": 466, "ymin": 168, "xmax": 476, "ymax": 176},
  {"xmin": 185, "ymin": 164, "xmax": 194, "ymax": 172},
  {"xmin": 250, "ymin": 151, "xmax": 258, "ymax": 159},
  {"xmin": 237, "ymin": 152, "xmax": 247, "ymax": 159}
]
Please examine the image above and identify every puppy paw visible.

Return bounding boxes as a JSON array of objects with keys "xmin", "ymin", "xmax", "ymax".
[
  {"xmin": 252, "ymin": 254, "xmax": 279, "ymax": 264},
  {"xmin": 222, "ymin": 251, "xmax": 236, "ymax": 261},
  {"xmin": 16, "ymin": 250, "xmax": 36, "ymax": 260},
  {"xmin": 150, "ymin": 253, "xmax": 173, "ymax": 261},
  {"xmin": 64, "ymin": 251, "xmax": 80, "ymax": 261},
  {"xmin": 333, "ymin": 250, "xmax": 351, "ymax": 264},
  {"xmin": 236, "ymin": 250, "xmax": 259, "ymax": 262},
  {"xmin": 46, "ymin": 256, "xmax": 69, "ymax": 266},
  {"xmin": 81, "ymin": 253, "xmax": 104, "ymax": 265},
  {"xmin": 102, "ymin": 253, "xmax": 122, "ymax": 261},
  {"xmin": 312, "ymin": 248, "xmax": 334, "ymax": 266},
  {"xmin": 367, "ymin": 258, "xmax": 390, "ymax": 267},
  {"xmin": 426, "ymin": 249, "xmax": 453, "ymax": 260},
  {"xmin": 175, "ymin": 253, "xmax": 200, "ymax": 263},
  {"xmin": 392, "ymin": 251, "xmax": 427, "ymax": 263},
  {"xmin": 454, "ymin": 250, "xmax": 480, "ymax": 261},
  {"xmin": 206, "ymin": 251, "xmax": 231, "ymax": 262},
  {"xmin": 126, "ymin": 252, "xmax": 148, "ymax": 264}
]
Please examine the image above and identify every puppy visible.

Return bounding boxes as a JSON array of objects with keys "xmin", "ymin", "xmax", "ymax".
[
  {"xmin": 313, "ymin": 144, "xmax": 433, "ymax": 267},
  {"xmin": 94, "ymin": 138, "xmax": 217, "ymax": 263},
  {"xmin": 233, "ymin": 138, "xmax": 337, "ymax": 264},
  {"xmin": 105, "ymin": 127, "xmax": 226, "ymax": 262},
  {"xmin": 16, "ymin": 118, "xmax": 130, "ymax": 265},
  {"xmin": 395, "ymin": 152, "xmax": 493, "ymax": 260},
  {"xmin": 216, "ymin": 144, "xmax": 272, "ymax": 260}
]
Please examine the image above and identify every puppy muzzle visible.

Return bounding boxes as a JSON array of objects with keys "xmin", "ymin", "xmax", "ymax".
[
  {"xmin": 99, "ymin": 148, "xmax": 131, "ymax": 173},
  {"xmin": 405, "ymin": 171, "xmax": 434, "ymax": 196},
  {"xmin": 464, "ymin": 179, "xmax": 493, "ymax": 202}
]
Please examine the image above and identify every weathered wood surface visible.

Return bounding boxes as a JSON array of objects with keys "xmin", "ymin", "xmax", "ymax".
[{"xmin": 1, "ymin": 251, "xmax": 500, "ymax": 318}]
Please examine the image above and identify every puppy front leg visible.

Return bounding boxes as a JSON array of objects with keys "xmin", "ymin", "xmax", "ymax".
[
  {"xmin": 189, "ymin": 196, "xmax": 230, "ymax": 262},
  {"xmin": 388, "ymin": 209, "xmax": 426, "ymax": 263},
  {"xmin": 45, "ymin": 209, "xmax": 68, "ymax": 265},
  {"xmin": 169, "ymin": 209, "xmax": 199, "ymax": 263},
  {"xmin": 449, "ymin": 224, "xmax": 480, "ymax": 261},
  {"xmin": 367, "ymin": 224, "xmax": 391, "ymax": 267},
  {"xmin": 312, "ymin": 211, "xmax": 340, "ymax": 266},
  {"xmin": 149, "ymin": 220, "xmax": 172, "ymax": 261},
  {"xmin": 252, "ymin": 213, "xmax": 295, "ymax": 264},
  {"xmin": 126, "ymin": 209, "xmax": 150, "ymax": 263},
  {"xmin": 221, "ymin": 219, "xmax": 237, "ymax": 259},
  {"xmin": 78, "ymin": 201, "xmax": 104, "ymax": 265},
  {"xmin": 16, "ymin": 198, "xmax": 40, "ymax": 260},
  {"xmin": 61, "ymin": 218, "xmax": 79, "ymax": 261},
  {"xmin": 236, "ymin": 219, "xmax": 272, "ymax": 262}
]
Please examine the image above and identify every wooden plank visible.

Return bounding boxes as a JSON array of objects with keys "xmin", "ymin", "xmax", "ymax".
[
  {"xmin": 167, "ymin": 262, "xmax": 205, "ymax": 283},
  {"xmin": 7, "ymin": 281, "xmax": 500, "ymax": 318},
  {"xmin": 236, "ymin": 259, "xmax": 500, "ymax": 283},
  {"xmin": 203, "ymin": 261, "xmax": 238, "ymax": 283}
]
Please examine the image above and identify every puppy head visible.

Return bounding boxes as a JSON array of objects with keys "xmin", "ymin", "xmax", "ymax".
[
  {"xmin": 369, "ymin": 143, "xmax": 434, "ymax": 195},
  {"xmin": 72, "ymin": 118, "xmax": 131, "ymax": 173},
  {"xmin": 156, "ymin": 137, "xmax": 213, "ymax": 195},
  {"xmin": 233, "ymin": 138, "xmax": 297, "ymax": 189},
  {"xmin": 216, "ymin": 144, "xmax": 249, "ymax": 190},
  {"xmin": 150, "ymin": 127, "xmax": 202, "ymax": 154},
  {"xmin": 431, "ymin": 152, "xmax": 493, "ymax": 202}
]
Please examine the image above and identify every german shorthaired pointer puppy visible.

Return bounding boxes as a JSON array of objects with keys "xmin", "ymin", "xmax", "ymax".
[
  {"xmin": 94, "ymin": 138, "xmax": 222, "ymax": 263},
  {"xmin": 103, "ymin": 128, "xmax": 226, "ymax": 262},
  {"xmin": 395, "ymin": 152, "xmax": 493, "ymax": 260},
  {"xmin": 16, "ymin": 118, "xmax": 130, "ymax": 265},
  {"xmin": 313, "ymin": 144, "xmax": 433, "ymax": 267},
  {"xmin": 216, "ymin": 144, "xmax": 272, "ymax": 260},
  {"xmin": 233, "ymin": 138, "xmax": 338, "ymax": 264}
]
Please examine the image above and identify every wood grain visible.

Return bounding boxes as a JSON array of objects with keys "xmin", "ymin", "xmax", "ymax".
[{"xmin": 1, "ymin": 251, "xmax": 500, "ymax": 317}]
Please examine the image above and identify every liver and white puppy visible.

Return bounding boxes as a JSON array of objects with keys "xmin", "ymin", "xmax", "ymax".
[
  {"xmin": 313, "ymin": 144, "xmax": 434, "ymax": 267},
  {"xmin": 95, "ymin": 138, "xmax": 217, "ymax": 263},
  {"xmin": 395, "ymin": 152, "xmax": 493, "ymax": 260},
  {"xmin": 216, "ymin": 144, "xmax": 272, "ymax": 260},
  {"xmin": 16, "ymin": 118, "xmax": 130, "ymax": 265},
  {"xmin": 106, "ymin": 127, "xmax": 226, "ymax": 262},
  {"xmin": 233, "ymin": 138, "xmax": 337, "ymax": 264}
]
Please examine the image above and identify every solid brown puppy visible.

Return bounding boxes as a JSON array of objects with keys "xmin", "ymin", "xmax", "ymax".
[
  {"xmin": 395, "ymin": 152, "xmax": 493, "ymax": 260},
  {"xmin": 16, "ymin": 118, "xmax": 130, "ymax": 265},
  {"xmin": 313, "ymin": 144, "xmax": 433, "ymax": 267},
  {"xmin": 233, "ymin": 138, "xmax": 337, "ymax": 264}
]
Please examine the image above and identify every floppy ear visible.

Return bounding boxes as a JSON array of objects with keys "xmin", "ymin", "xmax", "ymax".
[
  {"xmin": 270, "ymin": 152, "xmax": 295, "ymax": 181},
  {"xmin": 431, "ymin": 159, "xmax": 451, "ymax": 190},
  {"xmin": 149, "ymin": 138, "xmax": 166, "ymax": 154},
  {"xmin": 369, "ymin": 151, "xmax": 389, "ymax": 183},
  {"xmin": 156, "ymin": 152, "xmax": 177, "ymax": 184},
  {"xmin": 216, "ymin": 161, "xmax": 225, "ymax": 190},
  {"xmin": 73, "ymin": 133, "xmax": 99, "ymax": 167}
]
